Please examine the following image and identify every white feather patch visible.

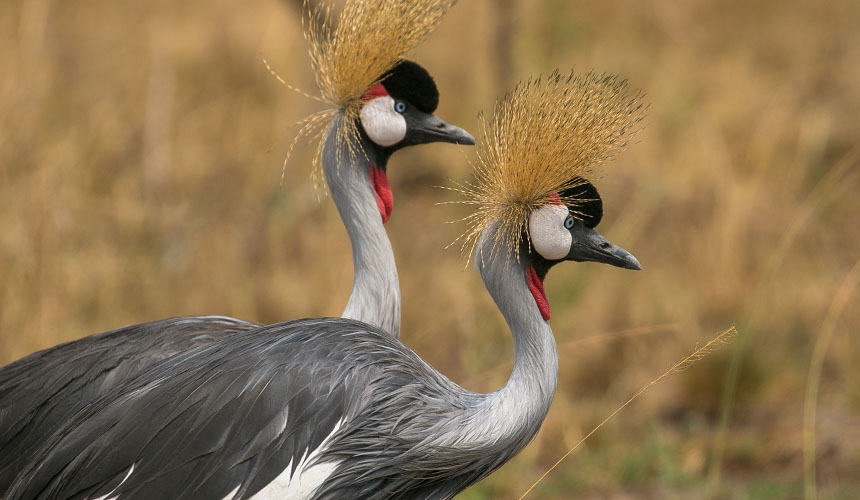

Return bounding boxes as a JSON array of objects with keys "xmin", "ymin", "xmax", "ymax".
[
  {"xmin": 360, "ymin": 97, "xmax": 407, "ymax": 147},
  {"xmin": 245, "ymin": 420, "xmax": 344, "ymax": 500},
  {"xmin": 529, "ymin": 205, "xmax": 571, "ymax": 260}
]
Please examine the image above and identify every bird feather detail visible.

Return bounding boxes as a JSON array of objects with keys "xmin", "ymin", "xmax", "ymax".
[
  {"xmin": 285, "ymin": 0, "xmax": 458, "ymax": 188},
  {"xmin": 450, "ymin": 70, "xmax": 647, "ymax": 262}
]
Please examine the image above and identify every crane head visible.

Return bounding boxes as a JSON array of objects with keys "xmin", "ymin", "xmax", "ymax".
[
  {"xmin": 448, "ymin": 70, "xmax": 645, "ymax": 321},
  {"xmin": 527, "ymin": 180, "xmax": 640, "ymax": 275},
  {"xmin": 358, "ymin": 61, "xmax": 474, "ymax": 150},
  {"xmin": 523, "ymin": 181, "xmax": 638, "ymax": 320},
  {"xmin": 356, "ymin": 60, "xmax": 474, "ymax": 224}
]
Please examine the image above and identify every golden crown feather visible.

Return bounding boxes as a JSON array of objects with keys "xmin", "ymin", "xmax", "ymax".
[
  {"xmin": 451, "ymin": 70, "xmax": 646, "ymax": 261},
  {"xmin": 282, "ymin": 0, "xmax": 458, "ymax": 184}
]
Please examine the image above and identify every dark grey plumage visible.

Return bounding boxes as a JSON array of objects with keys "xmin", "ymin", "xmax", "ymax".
[
  {"xmin": 7, "ymin": 318, "xmax": 531, "ymax": 500},
  {"xmin": 0, "ymin": 316, "xmax": 259, "ymax": 492}
]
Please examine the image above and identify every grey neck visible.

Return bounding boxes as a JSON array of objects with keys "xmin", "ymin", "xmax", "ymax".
[
  {"xmin": 321, "ymin": 114, "xmax": 401, "ymax": 337},
  {"xmin": 453, "ymin": 233, "xmax": 558, "ymax": 457}
]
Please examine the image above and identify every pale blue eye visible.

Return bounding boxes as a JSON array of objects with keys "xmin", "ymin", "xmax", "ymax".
[
  {"xmin": 394, "ymin": 101, "xmax": 407, "ymax": 113},
  {"xmin": 564, "ymin": 216, "xmax": 574, "ymax": 229}
]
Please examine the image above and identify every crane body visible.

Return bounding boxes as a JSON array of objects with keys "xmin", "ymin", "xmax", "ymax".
[
  {"xmin": 8, "ymin": 211, "xmax": 638, "ymax": 499},
  {"xmin": 0, "ymin": 60, "xmax": 473, "ymax": 494}
]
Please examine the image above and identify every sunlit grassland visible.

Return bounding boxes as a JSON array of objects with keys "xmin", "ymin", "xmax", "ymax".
[{"xmin": 1, "ymin": 0, "xmax": 858, "ymax": 498}]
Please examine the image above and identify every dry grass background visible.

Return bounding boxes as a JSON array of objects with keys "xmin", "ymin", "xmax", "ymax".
[{"xmin": 1, "ymin": 0, "xmax": 859, "ymax": 498}]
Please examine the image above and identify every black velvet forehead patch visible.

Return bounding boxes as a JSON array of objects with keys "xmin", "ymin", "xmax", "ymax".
[
  {"xmin": 560, "ymin": 179, "xmax": 603, "ymax": 228},
  {"xmin": 380, "ymin": 60, "xmax": 439, "ymax": 113}
]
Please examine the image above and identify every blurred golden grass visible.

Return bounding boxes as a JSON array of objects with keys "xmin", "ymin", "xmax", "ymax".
[
  {"xmin": 803, "ymin": 258, "xmax": 860, "ymax": 500},
  {"xmin": 521, "ymin": 327, "xmax": 736, "ymax": 500},
  {"xmin": 1, "ymin": 0, "xmax": 859, "ymax": 498}
]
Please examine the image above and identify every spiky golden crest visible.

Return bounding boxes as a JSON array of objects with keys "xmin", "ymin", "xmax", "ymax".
[
  {"xmin": 452, "ymin": 70, "xmax": 646, "ymax": 261},
  {"xmin": 287, "ymin": 0, "xmax": 457, "ymax": 183}
]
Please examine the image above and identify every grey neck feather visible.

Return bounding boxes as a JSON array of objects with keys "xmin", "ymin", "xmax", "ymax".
[
  {"xmin": 321, "ymin": 114, "xmax": 401, "ymax": 337},
  {"xmin": 449, "ymin": 229, "xmax": 558, "ymax": 457}
]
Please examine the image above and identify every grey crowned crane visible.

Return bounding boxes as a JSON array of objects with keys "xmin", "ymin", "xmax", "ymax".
[
  {"xmin": 8, "ymin": 70, "xmax": 645, "ymax": 500},
  {"xmin": 327, "ymin": 60, "xmax": 474, "ymax": 336},
  {"xmin": 0, "ymin": 0, "xmax": 470, "ymax": 493}
]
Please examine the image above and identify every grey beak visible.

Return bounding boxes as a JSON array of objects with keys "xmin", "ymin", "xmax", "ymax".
[
  {"xmin": 566, "ymin": 221, "xmax": 641, "ymax": 270},
  {"xmin": 406, "ymin": 111, "xmax": 475, "ymax": 146}
]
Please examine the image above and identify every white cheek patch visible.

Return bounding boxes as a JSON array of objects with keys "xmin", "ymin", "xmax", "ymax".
[
  {"xmin": 360, "ymin": 97, "xmax": 407, "ymax": 147},
  {"xmin": 529, "ymin": 205, "xmax": 572, "ymax": 260}
]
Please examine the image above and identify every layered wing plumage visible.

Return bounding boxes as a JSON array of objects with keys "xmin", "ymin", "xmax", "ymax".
[
  {"xmin": 8, "ymin": 318, "xmax": 465, "ymax": 500},
  {"xmin": 0, "ymin": 316, "xmax": 259, "ymax": 493}
]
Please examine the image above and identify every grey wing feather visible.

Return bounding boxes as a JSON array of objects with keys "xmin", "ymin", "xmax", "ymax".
[
  {"xmin": 8, "ymin": 318, "xmax": 509, "ymax": 500},
  {"xmin": 0, "ymin": 316, "xmax": 259, "ymax": 494},
  {"xmin": 7, "ymin": 318, "xmax": 373, "ymax": 500}
]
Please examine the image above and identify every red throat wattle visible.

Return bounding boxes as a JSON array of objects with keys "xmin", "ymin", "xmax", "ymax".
[
  {"xmin": 526, "ymin": 265, "xmax": 551, "ymax": 321},
  {"xmin": 369, "ymin": 164, "xmax": 393, "ymax": 223}
]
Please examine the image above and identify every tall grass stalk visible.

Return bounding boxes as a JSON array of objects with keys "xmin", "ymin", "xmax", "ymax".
[{"xmin": 802, "ymin": 257, "xmax": 860, "ymax": 500}]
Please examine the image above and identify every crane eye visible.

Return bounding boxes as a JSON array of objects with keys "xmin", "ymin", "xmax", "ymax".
[
  {"xmin": 564, "ymin": 215, "xmax": 575, "ymax": 229},
  {"xmin": 394, "ymin": 101, "xmax": 407, "ymax": 114}
]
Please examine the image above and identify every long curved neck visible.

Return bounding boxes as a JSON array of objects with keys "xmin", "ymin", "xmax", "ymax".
[
  {"xmin": 454, "ymin": 238, "xmax": 558, "ymax": 460},
  {"xmin": 321, "ymin": 114, "xmax": 401, "ymax": 337}
]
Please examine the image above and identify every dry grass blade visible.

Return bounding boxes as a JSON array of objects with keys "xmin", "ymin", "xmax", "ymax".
[
  {"xmin": 517, "ymin": 327, "xmax": 737, "ymax": 500},
  {"xmin": 449, "ymin": 70, "xmax": 646, "ymax": 263},
  {"xmin": 802, "ymin": 257, "xmax": 860, "ymax": 500}
]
